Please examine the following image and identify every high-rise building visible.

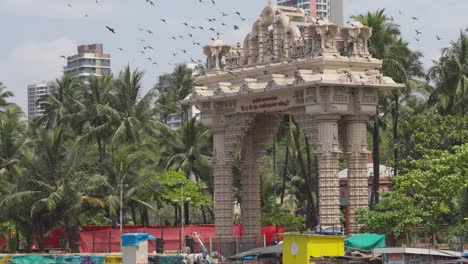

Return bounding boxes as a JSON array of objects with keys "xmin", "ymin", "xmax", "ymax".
[
  {"xmin": 63, "ymin": 44, "xmax": 111, "ymax": 82},
  {"xmin": 27, "ymin": 81, "xmax": 56, "ymax": 118},
  {"xmin": 277, "ymin": 0, "xmax": 343, "ymax": 25}
]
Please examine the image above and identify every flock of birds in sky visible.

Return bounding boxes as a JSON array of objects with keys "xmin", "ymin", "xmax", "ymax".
[
  {"xmin": 61, "ymin": 0, "xmax": 445, "ymax": 71},
  {"xmin": 62, "ymin": 0, "xmax": 249, "ymax": 68}
]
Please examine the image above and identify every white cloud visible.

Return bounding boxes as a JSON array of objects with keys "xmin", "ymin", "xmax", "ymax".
[{"xmin": 0, "ymin": 38, "xmax": 77, "ymax": 112}]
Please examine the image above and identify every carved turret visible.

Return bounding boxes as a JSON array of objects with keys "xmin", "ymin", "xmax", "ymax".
[
  {"xmin": 203, "ymin": 39, "xmax": 231, "ymax": 71},
  {"xmin": 341, "ymin": 21, "xmax": 372, "ymax": 56}
]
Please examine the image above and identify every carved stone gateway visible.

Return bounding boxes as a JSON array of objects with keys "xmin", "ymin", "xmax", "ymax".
[{"xmin": 181, "ymin": 5, "xmax": 403, "ymax": 257}]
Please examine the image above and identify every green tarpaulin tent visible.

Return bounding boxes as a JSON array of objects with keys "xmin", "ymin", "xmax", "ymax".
[{"xmin": 345, "ymin": 233, "xmax": 385, "ymax": 252}]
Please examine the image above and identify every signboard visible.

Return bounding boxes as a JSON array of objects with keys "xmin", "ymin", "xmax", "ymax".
[{"xmin": 238, "ymin": 95, "xmax": 291, "ymax": 113}]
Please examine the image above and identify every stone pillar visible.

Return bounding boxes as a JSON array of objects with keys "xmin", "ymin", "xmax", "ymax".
[
  {"xmin": 213, "ymin": 114, "xmax": 253, "ymax": 257},
  {"xmin": 240, "ymin": 115, "xmax": 281, "ymax": 251},
  {"xmin": 212, "ymin": 127, "xmax": 233, "ymax": 238},
  {"xmin": 315, "ymin": 115, "xmax": 341, "ymax": 227},
  {"xmin": 344, "ymin": 116, "xmax": 369, "ymax": 234}
]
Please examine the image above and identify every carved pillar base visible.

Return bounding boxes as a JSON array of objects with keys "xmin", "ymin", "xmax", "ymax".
[
  {"xmin": 315, "ymin": 115, "xmax": 341, "ymax": 227},
  {"xmin": 344, "ymin": 116, "xmax": 369, "ymax": 234}
]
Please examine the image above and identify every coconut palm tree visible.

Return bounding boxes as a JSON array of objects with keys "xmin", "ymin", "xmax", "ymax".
[
  {"xmin": 169, "ymin": 64, "xmax": 196, "ymax": 101},
  {"xmin": 0, "ymin": 127, "xmax": 102, "ymax": 252},
  {"xmin": 0, "ymin": 82, "xmax": 14, "ymax": 111},
  {"xmin": 79, "ymin": 74, "xmax": 116, "ymax": 163},
  {"xmin": 161, "ymin": 117, "xmax": 212, "ymax": 224},
  {"xmin": 86, "ymin": 144, "xmax": 161, "ymax": 226},
  {"xmin": 355, "ymin": 9, "xmax": 425, "ymax": 205},
  {"xmin": 39, "ymin": 75, "xmax": 82, "ymax": 129},
  {"xmin": 94, "ymin": 66, "xmax": 168, "ymax": 149},
  {"xmin": 429, "ymin": 31, "xmax": 468, "ymax": 116}
]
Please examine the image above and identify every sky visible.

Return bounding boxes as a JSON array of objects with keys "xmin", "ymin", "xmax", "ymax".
[{"xmin": 1, "ymin": 0, "xmax": 467, "ymax": 113}]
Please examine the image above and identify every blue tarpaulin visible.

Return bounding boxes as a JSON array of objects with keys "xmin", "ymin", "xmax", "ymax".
[{"xmin": 121, "ymin": 233, "xmax": 156, "ymax": 247}]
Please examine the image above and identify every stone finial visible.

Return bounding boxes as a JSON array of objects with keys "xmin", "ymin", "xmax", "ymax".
[
  {"xmin": 203, "ymin": 39, "xmax": 231, "ymax": 71},
  {"xmin": 341, "ymin": 21, "xmax": 372, "ymax": 56}
]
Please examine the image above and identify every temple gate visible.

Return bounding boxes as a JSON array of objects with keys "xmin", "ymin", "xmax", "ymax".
[{"xmin": 182, "ymin": 4, "xmax": 403, "ymax": 256}]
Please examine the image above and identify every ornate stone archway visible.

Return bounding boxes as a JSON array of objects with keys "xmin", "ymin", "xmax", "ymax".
[{"xmin": 182, "ymin": 4, "xmax": 403, "ymax": 256}]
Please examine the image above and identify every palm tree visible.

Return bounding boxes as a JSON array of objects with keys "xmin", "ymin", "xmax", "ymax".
[
  {"xmin": 0, "ymin": 105, "xmax": 29, "ymax": 251},
  {"xmin": 95, "ymin": 66, "xmax": 168, "ymax": 148},
  {"xmin": 80, "ymin": 74, "xmax": 116, "ymax": 163},
  {"xmin": 0, "ymin": 127, "xmax": 102, "ymax": 252},
  {"xmin": 355, "ymin": 9, "xmax": 424, "ymax": 205},
  {"xmin": 87, "ymin": 144, "xmax": 161, "ymax": 227},
  {"xmin": 169, "ymin": 64, "xmax": 196, "ymax": 102},
  {"xmin": 429, "ymin": 31, "xmax": 468, "ymax": 116},
  {"xmin": 161, "ymin": 117, "xmax": 212, "ymax": 224},
  {"xmin": 39, "ymin": 75, "xmax": 82, "ymax": 129},
  {"xmin": 0, "ymin": 82, "xmax": 14, "ymax": 111}
]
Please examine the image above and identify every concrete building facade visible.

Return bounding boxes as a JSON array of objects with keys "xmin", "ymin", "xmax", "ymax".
[
  {"xmin": 277, "ymin": 0, "xmax": 343, "ymax": 25},
  {"xmin": 63, "ymin": 44, "xmax": 111, "ymax": 82},
  {"xmin": 27, "ymin": 81, "xmax": 56, "ymax": 118},
  {"xmin": 182, "ymin": 5, "xmax": 403, "ymax": 256}
]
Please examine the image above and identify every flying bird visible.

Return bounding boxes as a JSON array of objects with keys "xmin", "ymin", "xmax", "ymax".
[
  {"xmin": 235, "ymin": 12, "xmax": 241, "ymax": 16},
  {"xmin": 66, "ymin": 2, "xmax": 72, "ymax": 7},
  {"xmin": 173, "ymin": 52, "xmax": 178, "ymax": 56},
  {"xmin": 415, "ymin": 38, "xmax": 420, "ymax": 42},
  {"xmin": 160, "ymin": 19, "xmax": 167, "ymax": 23},
  {"xmin": 411, "ymin": 17, "xmax": 419, "ymax": 20},
  {"xmin": 60, "ymin": 55, "xmax": 66, "ymax": 59},
  {"xmin": 233, "ymin": 25, "xmax": 239, "ymax": 30},
  {"xmin": 181, "ymin": 49, "xmax": 187, "ymax": 54},
  {"xmin": 193, "ymin": 42, "xmax": 201, "ymax": 46},
  {"xmin": 211, "ymin": 0, "xmax": 215, "ymax": 5},
  {"xmin": 222, "ymin": 12, "xmax": 228, "ymax": 17},
  {"xmin": 105, "ymin": 26, "xmax": 116, "ymax": 34},
  {"xmin": 436, "ymin": 35, "xmax": 442, "ymax": 40},
  {"xmin": 415, "ymin": 29, "xmax": 422, "ymax": 35},
  {"xmin": 118, "ymin": 48, "xmax": 125, "ymax": 51}
]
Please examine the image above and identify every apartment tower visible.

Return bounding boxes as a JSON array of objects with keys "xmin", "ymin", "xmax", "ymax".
[
  {"xmin": 27, "ymin": 81, "xmax": 56, "ymax": 118},
  {"xmin": 277, "ymin": 0, "xmax": 343, "ymax": 25},
  {"xmin": 63, "ymin": 44, "xmax": 111, "ymax": 82}
]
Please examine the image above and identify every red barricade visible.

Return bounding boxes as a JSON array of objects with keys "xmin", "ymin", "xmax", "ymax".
[{"xmin": 79, "ymin": 224, "xmax": 282, "ymax": 253}]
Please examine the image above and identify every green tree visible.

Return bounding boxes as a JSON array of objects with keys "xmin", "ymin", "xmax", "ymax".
[
  {"xmin": 161, "ymin": 118, "xmax": 212, "ymax": 224},
  {"xmin": 39, "ymin": 75, "xmax": 82, "ymax": 129},
  {"xmin": 429, "ymin": 30, "xmax": 468, "ymax": 116},
  {"xmin": 358, "ymin": 143, "xmax": 468, "ymax": 246},
  {"xmin": 355, "ymin": 9, "xmax": 424, "ymax": 205}
]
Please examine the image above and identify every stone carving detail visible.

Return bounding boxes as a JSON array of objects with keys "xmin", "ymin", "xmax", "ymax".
[
  {"xmin": 294, "ymin": 71, "xmax": 305, "ymax": 85},
  {"xmin": 239, "ymin": 82, "xmax": 253, "ymax": 94},
  {"xmin": 341, "ymin": 21, "xmax": 373, "ymax": 56},
  {"xmin": 204, "ymin": 39, "xmax": 231, "ymax": 71}
]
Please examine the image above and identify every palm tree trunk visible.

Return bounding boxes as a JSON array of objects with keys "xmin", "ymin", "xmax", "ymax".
[
  {"xmin": 305, "ymin": 137, "xmax": 318, "ymax": 227},
  {"xmin": 293, "ymin": 129, "xmax": 314, "ymax": 229},
  {"xmin": 174, "ymin": 204, "xmax": 179, "ymax": 226},
  {"xmin": 201, "ymin": 205, "xmax": 208, "ymax": 224},
  {"xmin": 184, "ymin": 202, "xmax": 190, "ymax": 225},
  {"xmin": 144, "ymin": 208, "xmax": 149, "ymax": 226},
  {"xmin": 273, "ymin": 136, "xmax": 277, "ymax": 199},
  {"xmin": 371, "ymin": 109, "xmax": 381, "ymax": 208},
  {"xmin": 280, "ymin": 146, "xmax": 289, "ymax": 205},
  {"xmin": 393, "ymin": 91, "xmax": 399, "ymax": 177},
  {"xmin": 131, "ymin": 203, "xmax": 137, "ymax": 225},
  {"xmin": 15, "ymin": 222, "xmax": 19, "ymax": 252}
]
